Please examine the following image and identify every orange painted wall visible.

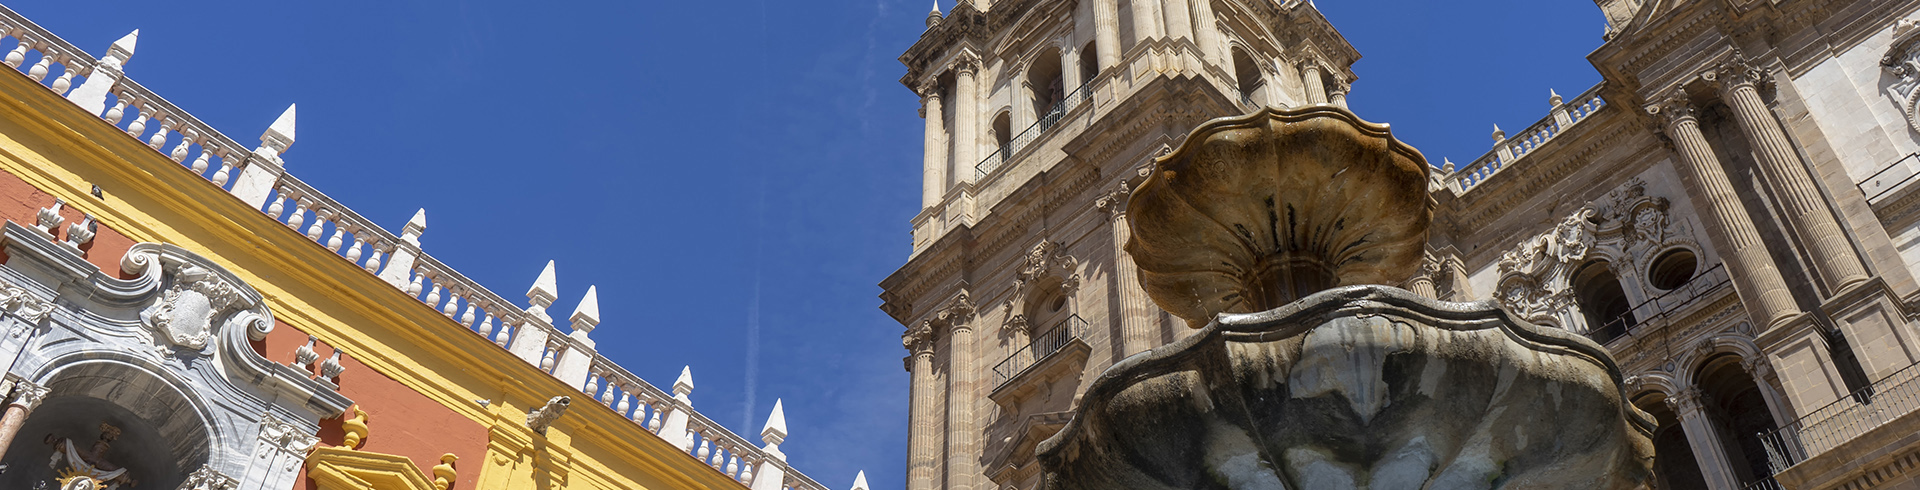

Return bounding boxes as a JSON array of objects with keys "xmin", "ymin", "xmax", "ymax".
[
  {"xmin": 0, "ymin": 166, "xmax": 134, "ymax": 274},
  {"xmin": 261, "ymin": 319, "xmax": 488, "ymax": 490}
]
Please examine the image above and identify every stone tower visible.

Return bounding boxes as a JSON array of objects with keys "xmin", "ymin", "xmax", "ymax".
[{"xmin": 881, "ymin": 1, "xmax": 1359, "ymax": 488}]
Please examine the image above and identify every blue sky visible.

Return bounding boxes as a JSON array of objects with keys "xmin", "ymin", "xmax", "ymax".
[{"xmin": 16, "ymin": 0, "xmax": 1605, "ymax": 487}]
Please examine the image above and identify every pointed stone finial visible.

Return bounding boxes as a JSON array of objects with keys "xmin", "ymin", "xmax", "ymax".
[
  {"xmin": 673, "ymin": 366, "xmax": 695, "ymax": 398},
  {"xmin": 258, "ymin": 104, "xmax": 297, "ymax": 157},
  {"xmin": 526, "ymin": 261, "xmax": 558, "ymax": 322},
  {"xmin": 850, "ymin": 471, "xmax": 869, "ymax": 490},
  {"xmin": 762, "ymin": 399, "xmax": 788, "ymax": 446},
  {"xmin": 1442, "ymin": 158, "xmax": 1456, "ymax": 173},
  {"xmin": 926, "ymin": 0, "xmax": 943, "ymax": 28},
  {"xmin": 105, "ymin": 30, "xmax": 139, "ymax": 68},
  {"xmin": 569, "ymin": 285, "xmax": 600, "ymax": 337},
  {"xmin": 1491, "ymin": 124, "xmax": 1506, "ymax": 142},
  {"xmin": 399, "ymin": 208, "xmax": 428, "ymax": 245},
  {"xmin": 1549, "ymin": 88, "xmax": 1563, "ymax": 107}
]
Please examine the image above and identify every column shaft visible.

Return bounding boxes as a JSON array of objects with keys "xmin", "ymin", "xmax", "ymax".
[
  {"xmin": 1163, "ymin": 0, "xmax": 1193, "ymax": 42},
  {"xmin": 1129, "ymin": 0, "xmax": 1160, "ymax": 44},
  {"xmin": 0, "ymin": 381, "xmax": 44, "ymax": 461},
  {"xmin": 1664, "ymin": 107, "xmax": 1799, "ymax": 328},
  {"xmin": 954, "ymin": 64, "xmax": 980, "ymax": 184},
  {"xmin": 921, "ymin": 91, "xmax": 947, "ymax": 209},
  {"xmin": 1112, "ymin": 210, "xmax": 1156, "ymax": 356},
  {"xmin": 1721, "ymin": 79, "xmax": 1868, "ymax": 290},
  {"xmin": 1094, "ymin": 0, "xmax": 1121, "ymax": 70},
  {"xmin": 945, "ymin": 324, "xmax": 978, "ymax": 490},
  {"xmin": 1190, "ymin": 0, "xmax": 1220, "ymax": 65},
  {"xmin": 1674, "ymin": 392, "xmax": 1742, "ymax": 490},
  {"xmin": 0, "ymin": 403, "xmax": 29, "ymax": 459},
  {"xmin": 1302, "ymin": 65, "xmax": 1328, "ymax": 105},
  {"xmin": 905, "ymin": 340, "xmax": 943, "ymax": 490}
]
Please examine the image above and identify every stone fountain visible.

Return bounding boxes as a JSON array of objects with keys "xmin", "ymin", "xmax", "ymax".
[{"xmin": 1035, "ymin": 107, "xmax": 1656, "ymax": 489}]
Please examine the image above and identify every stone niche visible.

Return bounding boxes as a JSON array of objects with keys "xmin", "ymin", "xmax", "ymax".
[{"xmin": 1035, "ymin": 107, "xmax": 1655, "ymax": 489}]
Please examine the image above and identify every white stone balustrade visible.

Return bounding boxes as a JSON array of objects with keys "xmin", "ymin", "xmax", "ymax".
[
  {"xmin": 0, "ymin": 5, "xmax": 831, "ymax": 488},
  {"xmin": 1444, "ymin": 86, "xmax": 1608, "ymax": 193}
]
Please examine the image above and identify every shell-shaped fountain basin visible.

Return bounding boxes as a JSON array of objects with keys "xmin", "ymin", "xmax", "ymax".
[{"xmin": 1035, "ymin": 286, "xmax": 1656, "ymax": 489}]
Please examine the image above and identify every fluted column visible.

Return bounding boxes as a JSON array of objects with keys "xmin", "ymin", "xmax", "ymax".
[
  {"xmin": 1328, "ymin": 80, "xmax": 1350, "ymax": 109},
  {"xmin": 1302, "ymin": 63, "xmax": 1328, "ymax": 105},
  {"xmin": 1190, "ymin": 0, "xmax": 1220, "ymax": 65},
  {"xmin": 1094, "ymin": 0, "xmax": 1121, "ymax": 70},
  {"xmin": 953, "ymin": 58, "xmax": 981, "ymax": 185},
  {"xmin": 1669, "ymin": 387, "xmax": 1741, "ymax": 490},
  {"xmin": 1163, "ymin": 0, "xmax": 1193, "ymax": 42},
  {"xmin": 1099, "ymin": 188, "xmax": 1156, "ymax": 357},
  {"xmin": 1713, "ymin": 64, "xmax": 1868, "ymax": 291},
  {"xmin": 1407, "ymin": 254, "xmax": 1440, "ymax": 299},
  {"xmin": 0, "ymin": 378, "xmax": 47, "ymax": 460},
  {"xmin": 1129, "ymin": 0, "xmax": 1160, "ymax": 44},
  {"xmin": 941, "ymin": 297, "xmax": 978, "ymax": 490},
  {"xmin": 1654, "ymin": 96, "xmax": 1798, "ymax": 329},
  {"xmin": 920, "ymin": 82, "xmax": 947, "ymax": 210},
  {"xmin": 904, "ymin": 326, "xmax": 943, "ymax": 490}
]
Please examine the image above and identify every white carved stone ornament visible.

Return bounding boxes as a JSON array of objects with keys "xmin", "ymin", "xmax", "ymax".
[
  {"xmin": 0, "ymin": 277, "xmax": 56, "ymax": 325},
  {"xmin": 140, "ymin": 264, "xmax": 246, "ymax": 351},
  {"xmin": 1495, "ymin": 209, "xmax": 1594, "ymax": 326},
  {"xmin": 175, "ymin": 465, "xmax": 238, "ymax": 490},
  {"xmin": 527, "ymin": 395, "xmax": 571, "ymax": 435},
  {"xmin": 256, "ymin": 413, "xmax": 319, "ymax": 472},
  {"xmin": 1885, "ymin": 16, "xmax": 1920, "ymax": 134}
]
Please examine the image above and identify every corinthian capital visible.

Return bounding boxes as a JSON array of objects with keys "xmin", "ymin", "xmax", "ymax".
[
  {"xmin": 1704, "ymin": 60, "xmax": 1766, "ymax": 93},
  {"xmin": 902, "ymin": 321, "xmax": 936, "ymax": 355},
  {"xmin": 952, "ymin": 54, "xmax": 981, "ymax": 76},
  {"xmin": 5, "ymin": 377, "xmax": 48, "ymax": 411},
  {"xmin": 1665, "ymin": 386, "xmax": 1707, "ymax": 416},
  {"xmin": 1644, "ymin": 91, "xmax": 1696, "ymax": 127},
  {"xmin": 936, "ymin": 292, "xmax": 977, "ymax": 330}
]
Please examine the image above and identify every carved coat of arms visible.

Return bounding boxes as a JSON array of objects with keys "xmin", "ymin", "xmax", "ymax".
[{"xmin": 140, "ymin": 264, "xmax": 244, "ymax": 351}]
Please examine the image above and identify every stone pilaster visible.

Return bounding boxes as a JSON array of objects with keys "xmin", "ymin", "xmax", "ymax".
[
  {"xmin": 920, "ymin": 81, "xmax": 947, "ymax": 210},
  {"xmin": 1710, "ymin": 63, "xmax": 1869, "ymax": 292},
  {"xmin": 939, "ymin": 295, "xmax": 978, "ymax": 490},
  {"xmin": 953, "ymin": 58, "xmax": 981, "ymax": 185},
  {"xmin": 903, "ymin": 324, "xmax": 943, "ymax": 490},
  {"xmin": 1650, "ymin": 95, "xmax": 1798, "ymax": 329},
  {"xmin": 1093, "ymin": 0, "xmax": 1121, "ymax": 70},
  {"xmin": 1099, "ymin": 174, "xmax": 1156, "ymax": 358},
  {"xmin": 1669, "ymin": 387, "xmax": 1741, "ymax": 490}
]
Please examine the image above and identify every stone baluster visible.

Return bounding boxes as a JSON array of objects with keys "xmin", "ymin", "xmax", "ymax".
[
  {"xmin": 147, "ymin": 116, "xmax": 174, "ymax": 150},
  {"xmin": 210, "ymin": 150, "xmax": 235, "ymax": 187},
  {"xmin": 324, "ymin": 216, "xmax": 347, "ymax": 252},
  {"xmin": 362, "ymin": 242, "xmax": 385, "ymax": 274},
  {"xmin": 26, "ymin": 48, "xmax": 50, "ymax": 81},
  {"xmin": 583, "ymin": 371, "xmax": 601, "ymax": 396},
  {"xmin": 441, "ymin": 287, "xmax": 462, "ymax": 318},
  {"xmin": 169, "ymin": 129, "xmax": 196, "ymax": 162},
  {"xmin": 424, "ymin": 281, "xmax": 445, "ymax": 311},
  {"xmin": 406, "ymin": 266, "xmax": 427, "ymax": 297},
  {"xmin": 343, "ymin": 224, "xmax": 366, "ymax": 262},
  {"xmin": 47, "ymin": 56, "xmax": 74, "ymax": 95},
  {"xmin": 124, "ymin": 104, "xmax": 150, "ymax": 138},
  {"xmin": 306, "ymin": 208, "xmax": 330, "ymax": 241},
  {"xmin": 459, "ymin": 299, "xmax": 478, "ymax": 328},
  {"xmin": 284, "ymin": 196, "xmax": 309, "ymax": 230},
  {"xmin": 189, "ymin": 144, "xmax": 212, "ymax": 174},
  {"xmin": 599, "ymin": 375, "xmax": 618, "ymax": 406},
  {"xmin": 493, "ymin": 317, "xmax": 514, "ymax": 347},
  {"xmin": 478, "ymin": 310, "xmax": 496, "ymax": 339},
  {"xmin": 3, "ymin": 39, "xmax": 28, "ymax": 68},
  {"xmin": 102, "ymin": 96, "xmax": 126, "ymax": 125},
  {"xmin": 615, "ymin": 383, "xmax": 631, "ymax": 414},
  {"xmin": 539, "ymin": 340, "xmax": 561, "ymax": 372},
  {"xmin": 647, "ymin": 400, "xmax": 664, "ymax": 432},
  {"xmin": 726, "ymin": 451, "xmax": 740, "ymax": 476}
]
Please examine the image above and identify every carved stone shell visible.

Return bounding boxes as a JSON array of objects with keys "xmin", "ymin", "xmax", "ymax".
[{"xmin": 1125, "ymin": 106, "xmax": 1432, "ymax": 326}]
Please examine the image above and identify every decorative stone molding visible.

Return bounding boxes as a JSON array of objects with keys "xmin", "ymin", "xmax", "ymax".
[
  {"xmin": 176, "ymin": 465, "xmax": 239, "ymax": 490},
  {"xmin": 256, "ymin": 413, "xmax": 320, "ymax": 474},
  {"xmin": 1003, "ymin": 241, "xmax": 1079, "ymax": 333},
  {"xmin": 122, "ymin": 243, "xmax": 273, "ymax": 355},
  {"xmin": 526, "ymin": 396, "xmax": 571, "ymax": 435},
  {"xmin": 1885, "ymin": 17, "xmax": 1920, "ymax": 134},
  {"xmin": 1494, "ymin": 178, "xmax": 1700, "ymax": 333},
  {"xmin": 0, "ymin": 276, "xmax": 55, "ymax": 324},
  {"xmin": 1495, "ymin": 209, "xmax": 1593, "ymax": 328},
  {"xmin": 5, "ymin": 376, "xmax": 47, "ymax": 411},
  {"xmin": 1589, "ymin": 178, "xmax": 1698, "ymax": 276}
]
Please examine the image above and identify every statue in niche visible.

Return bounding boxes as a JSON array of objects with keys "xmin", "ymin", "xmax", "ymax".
[{"xmin": 45, "ymin": 423, "xmax": 133, "ymax": 490}]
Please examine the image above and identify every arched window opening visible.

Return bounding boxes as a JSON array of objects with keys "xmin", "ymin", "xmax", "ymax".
[
  {"xmin": 1633, "ymin": 392, "xmax": 1709, "ymax": 490},
  {"xmin": 1649, "ymin": 249, "xmax": 1699, "ymax": 291},
  {"xmin": 1697, "ymin": 355, "xmax": 1781, "ymax": 486},
  {"xmin": 1575, "ymin": 260, "xmax": 1635, "ymax": 342},
  {"xmin": 991, "ymin": 112, "xmax": 1013, "ymax": 161},
  {"xmin": 1029, "ymin": 48, "xmax": 1066, "ymax": 131},
  {"xmin": 1231, "ymin": 47, "xmax": 1261, "ymax": 104},
  {"xmin": 1079, "ymin": 41, "xmax": 1099, "ymax": 88}
]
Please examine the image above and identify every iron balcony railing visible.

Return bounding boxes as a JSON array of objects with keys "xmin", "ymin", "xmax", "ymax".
[
  {"xmin": 1236, "ymin": 82, "xmax": 1259, "ymax": 108},
  {"xmin": 975, "ymin": 83, "xmax": 1093, "ymax": 179},
  {"xmin": 992, "ymin": 315, "xmax": 1088, "ymax": 388},
  {"xmin": 1759, "ymin": 359, "xmax": 1920, "ymax": 476},
  {"xmin": 1857, "ymin": 152, "xmax": 1920, "ymax": 207},
  {"xmin": 1743, "ymin": 476, "xmax": 1784, "ymax": 490},
  {"xmin": 1585, "ymin": 263, "xmax": 1732, "ymax": 345}
]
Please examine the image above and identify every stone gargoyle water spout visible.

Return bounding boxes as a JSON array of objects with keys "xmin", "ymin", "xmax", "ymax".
[{"xmin": 1035, "ymin": 106, "xmax": 1656, "ymax": 490}]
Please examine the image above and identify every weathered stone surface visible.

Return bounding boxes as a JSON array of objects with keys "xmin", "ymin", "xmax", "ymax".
[{"xmin": 1036, "ymin": 286, "xmax": 1656, "ymax": 489}]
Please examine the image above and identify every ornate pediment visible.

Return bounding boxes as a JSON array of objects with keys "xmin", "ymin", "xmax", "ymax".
[{"xmin": 121, "ymin": 244, "xmax": 272, "ymax": 355}]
